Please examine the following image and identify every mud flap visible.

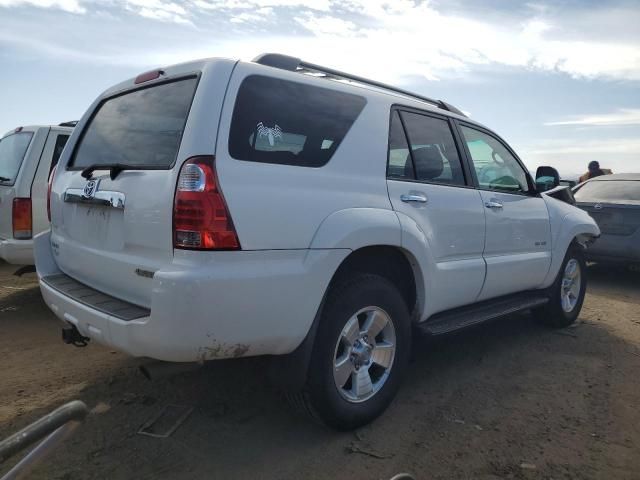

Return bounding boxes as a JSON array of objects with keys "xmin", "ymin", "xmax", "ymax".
[{"xmin": 267, "ymin": 293, "xmax": 326, "ymax": 391}]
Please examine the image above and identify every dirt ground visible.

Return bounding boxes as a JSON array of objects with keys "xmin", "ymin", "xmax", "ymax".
[{"xmin": 1, "ymin": 261, "xmax": 639, "ymax": 480}]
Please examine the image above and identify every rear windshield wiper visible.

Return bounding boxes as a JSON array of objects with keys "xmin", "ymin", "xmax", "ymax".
[
  {"xmin": 81, "ymin": 164, "xmax": 166, "ymax": 180},
  {"xmin": 0, "ymin": 176, "xmax": 11, "ymax": 182}
]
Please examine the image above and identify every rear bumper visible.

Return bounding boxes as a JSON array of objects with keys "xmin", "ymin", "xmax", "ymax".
[
  {"xmin": 34, "ymin": 231, "xmax": 348, "ymax": 362},
  {"xmin": 0, "ymin": 237, "xmax": 33, "ymax": 265},
  {"xmin": 586, "ymin": 231, "xmax": 640, "ymax": 264}
]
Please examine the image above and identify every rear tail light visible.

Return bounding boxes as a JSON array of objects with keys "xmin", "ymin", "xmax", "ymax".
[
  {"xmin": 47, "ymin": 165, "xmax": 57, "ymax": 222},
  {"xmin": 12, "ymin": 198, "xmax": 32, "ymax": 240},
  {"xmin": 173, "ymin": 156, "xmax": 240, "ymax": 250}
]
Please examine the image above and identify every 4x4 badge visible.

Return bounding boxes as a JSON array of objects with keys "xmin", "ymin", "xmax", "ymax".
[{"xmin": 82, "ymin": 179, "xmax": 99, "ymax": 199}]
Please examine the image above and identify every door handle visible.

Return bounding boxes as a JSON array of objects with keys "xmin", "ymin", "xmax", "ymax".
[
  {"xmin": 400, "ymin": 194, "xmax": 427, "ymax": 203},
  {"xmin": 484, "ymin": 200, "xmax": 503, "ymax": 209}
]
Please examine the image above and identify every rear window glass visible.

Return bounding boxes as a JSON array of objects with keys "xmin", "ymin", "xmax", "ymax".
[
  {"xmin": 229, "ymin": 75, "xmax": 366, "ymax": 167},
  {"xmin": 574, "ymin": 180, "xmax": 640, "ymax": 204},
  {"xmin": 71, "ymin": 77, "xmax": 198, "ymax": 169},
  {"xmin": 51, "ymin": 134, "xmax": 69, "ymax": 172},
  {"xmin": 0, "ymin": 132, "xmax": 33, "ymax": 184}
]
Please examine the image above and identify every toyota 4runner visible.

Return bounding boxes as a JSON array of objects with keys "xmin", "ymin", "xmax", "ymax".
[{"xmin": 35, "ymin": 54, "xmax": 599, "ymax": 429}]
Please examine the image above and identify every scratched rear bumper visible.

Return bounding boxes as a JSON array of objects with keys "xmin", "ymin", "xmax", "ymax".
[{"xmin": 34, "ymin": 230, "xmax": 348, "ymax": 362}]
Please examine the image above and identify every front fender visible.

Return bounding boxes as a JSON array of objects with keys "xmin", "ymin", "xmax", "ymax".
[{"xmin": 542, "ymin": 199, "xmax": 600, "ymax": 287}]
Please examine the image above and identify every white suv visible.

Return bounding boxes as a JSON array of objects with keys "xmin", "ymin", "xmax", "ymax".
[
  {"xmin": 36, "ymin": 54, "xmax": 599, "ymax": 429},
  {"xmin": 0, "ymin": 123, "xmax": 73, "ymax": 265}
]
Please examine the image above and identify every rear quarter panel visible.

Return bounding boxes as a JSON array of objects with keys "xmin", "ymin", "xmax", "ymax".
[{"xmin": 214, "ymin": 62, "xmax": 394, "ymax": 250}]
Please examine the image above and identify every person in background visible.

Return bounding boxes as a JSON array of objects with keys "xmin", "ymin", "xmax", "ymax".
[{"xmin": 579, "ymin": 161, "xmax": 612, "ymax": 183}]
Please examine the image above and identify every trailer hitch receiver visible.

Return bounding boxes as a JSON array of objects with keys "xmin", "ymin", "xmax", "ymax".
[{"xmin": 62, "ymin": 324, "xmax": 90, "ymax": 347}]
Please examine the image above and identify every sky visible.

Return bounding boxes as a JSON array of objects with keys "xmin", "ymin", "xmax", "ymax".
[{"xmin": 0, "ymin": 0, "xmax": 639, "ymax": 178}]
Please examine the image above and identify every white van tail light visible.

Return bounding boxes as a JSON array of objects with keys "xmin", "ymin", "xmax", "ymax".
[
  {"xmin": 173, "ymin": 156, "xmax": 240, "ymax": 250},
  {"xmin": 13, "ymin": 198, "xmax": 32, "ymax": 240},
  {"xmin": 47, "ymin": 165, "xmax": 57, "ymax": 222}
]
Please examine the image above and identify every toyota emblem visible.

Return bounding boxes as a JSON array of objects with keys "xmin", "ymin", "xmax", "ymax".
[
  {"xmin": 82, "ymin": 179, "xmax": 99, "ymax": 199},
  {"xmin": 594, "ymin": 203, "xmax": 603, "ymax": 210}
]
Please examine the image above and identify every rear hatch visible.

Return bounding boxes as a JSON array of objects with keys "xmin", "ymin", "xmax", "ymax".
[
  {"xmin": 574, "ymin": 179, "xmax": 640, "ymax": 253},
  {"xmin": 578, "ymin": 203, "xmax": 640, "ymax": 237},
  {"xmin": 0, "ymin": 129, "xmax": 37, "ymax": 240},
  {"xmin": 50, "ymin": 63, "xmax": 232, "ymax": 308}
]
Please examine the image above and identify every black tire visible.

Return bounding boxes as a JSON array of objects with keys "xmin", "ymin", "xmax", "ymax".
[
  {"xmin": 533, "ymin": 245, "xmax": 587, "ymax": 328},
  {"xmin": 288, "ymin": 273, "xmax": 411, "ymax": 431}
]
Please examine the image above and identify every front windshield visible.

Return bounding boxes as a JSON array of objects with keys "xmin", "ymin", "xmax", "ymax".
[{"xmin": 0, "ymin": 132, "xmax": 33, "ymax": 184}]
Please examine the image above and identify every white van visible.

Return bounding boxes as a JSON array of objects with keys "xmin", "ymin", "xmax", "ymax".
[
  {"xmin": 0, "ymin": 124, "xmax": 73, "ymax": 265},
  {"xmin": 36, "ymin": 55, "xmax": 598, "ymax": 429}
]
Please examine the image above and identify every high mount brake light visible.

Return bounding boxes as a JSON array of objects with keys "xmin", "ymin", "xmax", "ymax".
[
  {"xmin": 13, "ymin": 198, "xmax": 32, "ymax": 240},
  {"xmin": 173, "ymin": 156, "xmax": 240, "ymax": 250},
  {"xmin": 47, "ymin": 165, "xmax": 57, "ymax": 222},
  {"xmin": 134, "ymin": 69, "xmax": 164, "ymax": 84}
]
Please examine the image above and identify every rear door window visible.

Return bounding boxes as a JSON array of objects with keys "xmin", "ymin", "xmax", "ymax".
[
  {"xmin": 574, "ymin": 180, "xmax": 640, "ymax": 205},
  {"xmin": 71, "ymin": 77, "xmax": 198, "ymax": 169},
  {"xmin": 390, "ymin": 111, "xmax": 466, "ymax": 186},
  {"xmin": 387, "ymin": 111, "xmax": 412, "ymax": 179},
  {"xmin": 51, "ymin": 134, "xmax": 69, "ymax": 172},
  {"xmin": 0, "ymin": 131, "xmax": 34, "ymax": 184},
  {"xmin": 229, "ymin": 75, "xmax": 366, "ymax": 167}
]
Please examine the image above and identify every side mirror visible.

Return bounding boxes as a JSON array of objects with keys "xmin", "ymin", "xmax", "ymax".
[{"xmin": 535, "ymin": 166, "xmax": 560, "ymax": 192}]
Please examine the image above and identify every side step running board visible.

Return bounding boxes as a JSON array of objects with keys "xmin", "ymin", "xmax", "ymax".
[{"xmin": 416, "ymin": 292, "xmax": 550, "ymax": 336}]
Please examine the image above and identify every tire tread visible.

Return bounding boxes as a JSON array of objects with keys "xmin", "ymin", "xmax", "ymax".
[{"xmin": 286, "ymin": 272, "xmax": 410, "ymax": 430}]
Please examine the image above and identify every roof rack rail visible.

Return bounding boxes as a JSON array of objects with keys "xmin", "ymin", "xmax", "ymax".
[
  {"xmin": 252, "ymin": 53, "xmax": 466, "ymax": 117},
  {"xmin": 58, "ymin": 121, "xmax": 78, "ymax": 127}
]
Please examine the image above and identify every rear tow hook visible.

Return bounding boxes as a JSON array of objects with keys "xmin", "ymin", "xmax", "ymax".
[{"xmin": 62, "ymin": 325, "xmax": 90, "ymax": 347}]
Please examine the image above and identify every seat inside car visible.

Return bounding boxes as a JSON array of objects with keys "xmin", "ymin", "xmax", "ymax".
[{"xmin": 404, "ymin": 146, "xmax": 444, "ymax": 180}]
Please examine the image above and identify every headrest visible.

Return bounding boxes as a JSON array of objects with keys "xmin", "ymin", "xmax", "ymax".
[{"xmin": 404, "ymin": 147, "xmax": 444, "ymax": 180}]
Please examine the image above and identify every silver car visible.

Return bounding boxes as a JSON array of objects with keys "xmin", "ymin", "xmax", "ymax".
[{"xmin": 574, "ymin": 173, "xmax": 640, "ymax": 265}]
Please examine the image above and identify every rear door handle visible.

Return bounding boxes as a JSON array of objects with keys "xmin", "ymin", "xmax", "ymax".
[
  {"xmin": 400, "ymin": 194, "xmax": 427, "ymax": 203},
  {"xmin": 484, "ymin": 200, "xmax": 503, "ymax": 209}
]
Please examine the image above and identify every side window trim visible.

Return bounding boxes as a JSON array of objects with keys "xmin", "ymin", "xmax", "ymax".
[
  {"xmin": 447, "ymin": 117, "xmax": 475, "ymax": 187},
  {"xmin": 451, "ymin": 119, "xmax": 480, "ymax": 187},
  {"xmin": 387, "ymin": 105, "xmax": 472, "ymax": 188},
  {"xmin": 397, "ymin": 110, "xmax": 417, "ymax": 179},
  {"xmin": 385, "ymin": 109, "xmax": 409, "ymax": 179},
  {"xmin": 455, "ymin": 120, "xmax": 538, "ymax": 196}
]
